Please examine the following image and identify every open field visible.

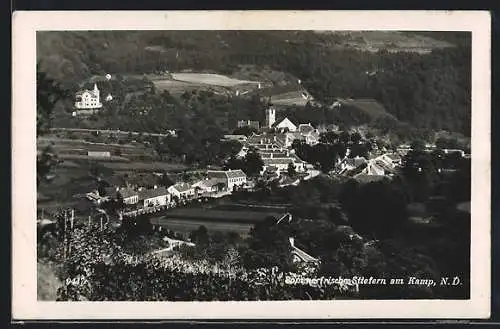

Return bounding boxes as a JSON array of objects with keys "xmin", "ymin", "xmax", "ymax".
[
  {"xmin": 163, "ymin": 208, "xmax": 284, "ymax": 224},
  {"xmin": 38, "ymin": 136, "xmax": 188, "ymax": 172},
  {"xmin": 339, "ymin": 98, "xmax": 393, "ymax": 119},
  {"xmin": 150, "ymin": 218, "xmax": 253, "ymax": 236},
  {"xmin": 270, "ymin": 91, "xmax": 311, "ymax": 107},
  {"xmin": 320, "ymin": 31, "xmax": 455, "ymax": 54},
  {"xmin": 152, "ymin": 79, "xmax": 203, "ymax": 95},
  {"xmin": 212, "ymin": 203, "xmax": 288, "ymax": 212},
  {"xmin": 150, "ymin": 72, "xmax": 262, "ymax": 96},
  {"xmin": 171, "ymin": 73, "xmax": 261, "ymax": 87},
  {"xmin": 100, "ymin": 161, "xmax": 187, "ymax": 172}
]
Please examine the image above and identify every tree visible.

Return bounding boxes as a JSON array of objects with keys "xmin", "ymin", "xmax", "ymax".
[
  {"xmin": 232, "ymin": 126, "xmax": 258, "ymax": 136},
  {"xmin": 159, "ymin": 173, "xmax": 175, "ymax": 188},
  {"xmin": 37, "ymin": 145, "xmax": 61, "ymax": 184},
  {"xmin": 190, "ymin": 225, "xmax": 209, "ymax": 247},
  {"xmin": 410, "ymin": 140, "xmax": 426, "ymax": 152},
  {"xmin": 287, "ymin": 163, "xmax": 297, "ymax": 177},
  {"xmin": 37, "ymin": 66, "xmax": 67, "ymax": 184},
  {"xmin": 37, "ymin": 65, "xmax": 68, "ymax": 135},
  {"xmin": 241, "ymin": 216, "xmax": 294, "ymax": 271},
  {"xmin": 243, "ymin": 150, "xmax": 264, "ymax": 177}
]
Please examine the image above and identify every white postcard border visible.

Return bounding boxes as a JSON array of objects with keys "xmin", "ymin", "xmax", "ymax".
[{"xmin": 12, "ymin": 10, "xmax": 491, "ymax": 320}]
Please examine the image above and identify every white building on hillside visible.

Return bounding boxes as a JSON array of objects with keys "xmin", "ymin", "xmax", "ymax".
[{"xmin": 75, "ymin": 83, "xmax": 103, "ymax": 109}]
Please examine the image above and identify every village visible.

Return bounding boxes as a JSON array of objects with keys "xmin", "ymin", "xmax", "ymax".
[
  {"xmin": 34, "ymin": 29, "xmax": 474, "ymax": 302},
  {"xmin": 32, "ymin": 81, "xmax": 465, "ymax": 269}
]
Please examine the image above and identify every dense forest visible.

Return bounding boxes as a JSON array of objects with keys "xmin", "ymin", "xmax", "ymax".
[{"xmin": 38, "ymin": 31, "xmax": 471, "ymax": 136}]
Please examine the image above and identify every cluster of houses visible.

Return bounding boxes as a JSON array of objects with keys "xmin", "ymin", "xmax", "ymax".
[
  {"xmin": 334, "ymin": 152, "xmax": 402, "ymax": 182},
  {"xmin": 86, "ymin": 169, "xmax": 248, "ymax": 211},
  {"xmin": 233, "ymin": 105, "xmax": 411, "ymax": 182},
  {"xmin": 235, "ymin": 106, "xmax": 321, "ymax": 177}
]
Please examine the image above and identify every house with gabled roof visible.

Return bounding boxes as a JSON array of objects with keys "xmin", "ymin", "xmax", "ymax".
[
  {"xmin": 261, "ymin": 157, "xmax": 306, "ymax": 176},
  {"xmin": 273, "ymin": 117, "xmax": 297, "ymax": 132},
  {"xmin": 298, "ymin": 123, "xmax": 315, "ymax": 135},
  {"xmin": 117, "ymin": 188, "xmax": 139, "ymax": 205},
  {"xmin": 138, "ymin": 186, "xmax": 170, "ymax": 208},
  {"xmin": 207, "ymin": 169, "xmax": 247, "ymax": 191},
  {"xmin": 167, "ymin": 182, "xmax": 195, "ymax": 199},
  {"xmin": 192, "ymin": 178, "xmax": 220, "ymax": 194},
  {"xmin": 75, "ymin": 83, "xmax": 102, "ymax": 109},
  {"xmin": 289, "ymin": 237, "xmax": 319, "ymax": 265}
]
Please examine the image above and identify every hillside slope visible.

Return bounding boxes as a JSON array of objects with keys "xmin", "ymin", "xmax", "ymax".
[{"xmin": 37, "ymin": 31, "xmax": 471, "ymax": 135}]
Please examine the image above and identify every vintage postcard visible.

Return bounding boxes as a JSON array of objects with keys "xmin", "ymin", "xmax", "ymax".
[{"xmin": 12, "ymin": 10, "xmax": 491, "ymax": 320}]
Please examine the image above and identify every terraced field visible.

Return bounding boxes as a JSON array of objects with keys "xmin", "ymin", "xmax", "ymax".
[{"xmin": 148, "ymin": 207, "xmax": 285, "ymax": 236}]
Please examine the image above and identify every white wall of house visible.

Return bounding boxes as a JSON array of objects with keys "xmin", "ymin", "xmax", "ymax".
[
  {"xmin": 227, "ymin": 176, "xmax": 247, "ymax": 190},
  {"xmin": 75, "ymin": 84, "xmax": 103, "ymax": 109},
  {"xmin": 275, "ymin": 118, "xmax": 297, "ymax": 132},
  {"xmin": 143, "ymin": 194, "xmax": 169, "ymax": 207},
  {"xmin": 123, "ymin": 195, "xmax": 139, "ymax": 205}
]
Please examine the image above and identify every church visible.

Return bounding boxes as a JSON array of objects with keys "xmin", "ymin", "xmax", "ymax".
[{"xmin": 75, "ymin": 84, "xmax": 103, "ymax": 110}]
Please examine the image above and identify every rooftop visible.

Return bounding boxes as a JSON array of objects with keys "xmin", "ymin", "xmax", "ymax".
[
  {"xmin": 385, "ymin": 153, "xmax": 402, "ymax": 161},
  {"xmin": 263, "ymin": 158, "xmax": 295, "ymax": 165},
  {"xmin": 208, "ymin": 169, "xmax": 247, "ymax": 179},
  {"xmin": 170, "ymin": 182, "xmax": 193, "ymax": 193},
  {"xmin": 138, "ymin": 186, "xmax": 169, "ymax": 200},
  {"xmin": 298, "ymin": 123, "xmax": 315, "ymax": 134},
  {"xmin": 118, "ymin": 188, "xmax": 138, "ymax": 199}
]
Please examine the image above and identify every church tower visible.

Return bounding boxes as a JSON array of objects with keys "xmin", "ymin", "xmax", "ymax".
[{"xmin": 265, "ymin": 105, "xmax": 276, "ymax": 128}]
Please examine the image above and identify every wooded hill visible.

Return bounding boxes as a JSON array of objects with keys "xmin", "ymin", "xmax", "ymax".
[{"xmin": 37, "ymin": 31, "xmax": 471, "ymax": 136}]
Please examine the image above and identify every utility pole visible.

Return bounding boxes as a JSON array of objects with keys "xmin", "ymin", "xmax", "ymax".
[
  {"xmin": 88, "ymin": 215, "xmax": 91, "ymax": 228},
  {"xmin": 68, "ymin": 209, "xmax": 74, "ymax": 255},
  {"xmin": 63, "ymin": 210, "xmax": 67, "ymax": 260}
]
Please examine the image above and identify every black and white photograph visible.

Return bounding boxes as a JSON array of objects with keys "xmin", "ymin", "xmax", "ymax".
[{"xmin": 13, "ymin": 11, "xmax": 490, "ymax": 319}]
